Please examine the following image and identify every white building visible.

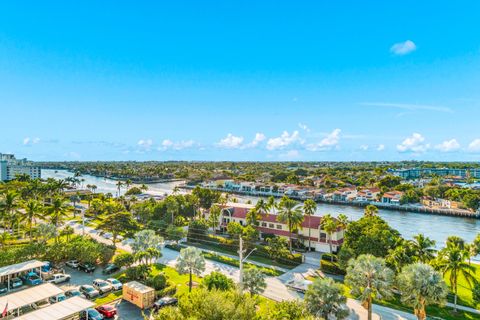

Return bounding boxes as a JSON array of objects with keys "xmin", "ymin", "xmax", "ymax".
[{"xmin": 0, "ymin": 153, "xmax": 41, "ymax": 181}]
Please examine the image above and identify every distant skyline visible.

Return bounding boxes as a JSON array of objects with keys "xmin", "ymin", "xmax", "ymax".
[{"xmin": 1, "ymin": 1, "xmax": 480, "ymax": 161}]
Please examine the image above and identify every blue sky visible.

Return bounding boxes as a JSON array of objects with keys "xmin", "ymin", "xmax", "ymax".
[{"xmin": 1, "ymin": 1, "xmax": 480, "ymax": 161}]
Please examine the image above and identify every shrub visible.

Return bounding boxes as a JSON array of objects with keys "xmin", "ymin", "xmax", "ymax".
[
  {"xmin": 202, "ymin": 271, "xmax": 235, "ymax": 291},
  {"xmin": 147, "ymin": 273, "xmax": 168, "ymax": 290},
  {"xmin": 114, "ymin": 252, "xmax": 135, "ymax": 268},
  {"xmin": 159, "ymin": 281, "xmax": 177, "ymax": 297},
  {"xmin": 320, "ymin": 259, "xmax": 345, "ymax": 275}
]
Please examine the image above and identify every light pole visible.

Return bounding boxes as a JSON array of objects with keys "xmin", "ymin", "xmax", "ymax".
[{"xmin": 238, "ymin": 235, "xmax": 257, "ymax": 292}]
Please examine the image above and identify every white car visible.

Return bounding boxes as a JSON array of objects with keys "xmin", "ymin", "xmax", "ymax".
[
  {"xmin": 66, "ymin": 260, "xmax": 79, "ymax": 268},
  {"xmin": 92, "ymin": 279, "xmax": 113, "ymax": 294},
  {"xmin": 48, "ymin": 273, "xmax": 71, "ymax": 284},
  {"xmin": 106, "ymin": 278, "xmax": 122, "ymax": 291}
]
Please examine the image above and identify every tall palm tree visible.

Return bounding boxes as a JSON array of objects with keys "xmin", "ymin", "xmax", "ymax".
[
  {"xmin": 321, "ymin": 214, "xmax": 338, "ymax": 261},
  {"xmin": 91, "ymin": 184, "xmax": 98, "ymax": 194},
  {"xmin": 277, "ymin": 196, "xmax": 304, "ymax": 252},
  {"xmin": 45, "ymin": 196, "xmax": 70, "ymax": 242},
  {"xmin": 23, "ymin": 199, "xmax": 44, "ymax": 240},
  {"xmin": 410, "ymin": 234, "xmax": 436, "ymax": 263},
  {"xmin": 345, "ymin": 254, "xmax": 394, "ymax": 320},
  {"xmin": 0, "ymin": 190, "xmax": 21, "ymax": 233},
  {"xmin": 255, "ymin": 199, "xmax": 269, "ymax": 216},
  {"xmin": 116, "ymin": 181, "xmax": 124, "ymax": 197},
  {"xmin": 176, "ymin": 247, "xmax": 206, "ymax": 292},
  {"xmin": 336, "ymin": 213, "xmax": 349, "ymax": 229},
  {"xmin": 435, "ymin": 245, "xmax": 476, "ymax": 311},
  {"xmin": 397, "ymin": 263, "xmax": 448, "ymax": 320},
  {"xmin": 125, "ymin": 179, "xmax": 132, "ymax": 191},
  {"xmin": 302, "ymin": 199, "xmax": 317, "ymax": 251},
  {"xmin": 266, "ymin": 196, "xmax": 277, "ymax": 215}
]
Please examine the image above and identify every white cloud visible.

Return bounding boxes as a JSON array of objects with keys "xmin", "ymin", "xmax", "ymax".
[
  {"xmin": 137, "ymin": 139, "xmax": 153, "ymax": 149},
  {"xmin": 246, "ymin": 133, "xmax": 266, "ymax": 148},
  {"xmin": 359, "ymin": 144, "xmax": 369, "ymax": 151},
  {"xmin": 217, "ymin": 134, "xmax": 244, "ymax": 149},
  {"xmin": 435, "ymin": 139, "xmax": 460, "ymax": 152},
  {"xmin": 23, "ymin": 137, "xmax": 40, "ymax": 145},
  {"xmin": 468, "ymin": 139, "xmax": 480, "ymax": 153},
  {"xmin": 267, "ymin": 131, "xmax": 301, "ymax": 150},
  {"xmin": 307, "ymin": 129, "xmax": 341, "ymax": 151},
  {"xmin": 360, "ymin": 102, "xmax": 452, "ymax": 113},
  {"xmin": 159, "ymin": 139, "xmax": 196, "ymax": 151},
  {"xmin": 390, "ymin": 40, "xmax": 417, "ymax": 55},
  {"xmin": 397, "ymin": 133, "xmax": 429, "ymax": 153},
  {"xmin": 377, "ymin": 144, "xmax": 385, "ymax": 151},
  {"xmin": 298, "ymin": 123, "xmax": 310, "ymax": 132}
]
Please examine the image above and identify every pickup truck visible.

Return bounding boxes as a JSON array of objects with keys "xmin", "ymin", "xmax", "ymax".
[
  {"xmin": 47, "ymin": 273, "xmax": 71, "ymax": 284},
  {"xmin": 22, "ymin": 272, "xmax": 43, "ymax": 286}
]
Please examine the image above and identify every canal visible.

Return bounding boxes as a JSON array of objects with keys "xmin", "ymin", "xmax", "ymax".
[{"xmin": 42, "ymin": 169, "xmax": 480, "ymax": 251}]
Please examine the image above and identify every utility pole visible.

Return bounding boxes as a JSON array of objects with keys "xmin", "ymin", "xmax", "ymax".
[
  {"xmin": 238, "ymin": 234, "xmax": 256, "ymax": 292},
  {"xmin": 238, "ymin": 235, "xmax": 244, "ymax": 291},
  {"xmin": 81, "ymin": 207, "xmax": 85, "ymax": 236}
]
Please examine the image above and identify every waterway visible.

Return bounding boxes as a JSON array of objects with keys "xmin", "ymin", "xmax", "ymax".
[{"xmin": 42, "ymin": 169, "xmax": 480, "ymax": 251}]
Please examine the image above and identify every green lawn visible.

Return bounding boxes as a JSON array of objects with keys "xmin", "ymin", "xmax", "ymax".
[
  {"xmin": 443, "ymin": 263, "xmax": 480, "ymax": 309},
  {"xmin": 115, "ymin": 263, "xmax": 202, "ymax": 296},
  {"xmin": 94, "ymin": 290, "xmax": 123, "ymax": 306}
]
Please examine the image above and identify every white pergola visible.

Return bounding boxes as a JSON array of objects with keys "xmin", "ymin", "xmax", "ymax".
[
  {"xmin": 0, "ymin": 260, "xmax": 45, "ymax": 291},
  {"xmin": 0, "ymin": 283, "xmax": 63, "ymax": 317},
  {"xmin": 13, "ymin": 296, "xmax": 95, "ymax": 320}
]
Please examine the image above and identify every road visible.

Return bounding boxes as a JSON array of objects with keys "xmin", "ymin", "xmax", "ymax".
[{"xmin": 68, "ymin": 220, "xmax": 416, "ymax": 320}]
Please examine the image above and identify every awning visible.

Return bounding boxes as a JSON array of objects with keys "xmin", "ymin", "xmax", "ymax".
[{"xmin": 14, "ymin": 296, "xmax": 94, "ymax": 320}]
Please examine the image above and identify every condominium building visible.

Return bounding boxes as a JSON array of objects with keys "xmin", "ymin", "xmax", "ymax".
[
  {"xmin": 0, "ymin": 153, "xmax": 41, "ymax": 181},
  {"xmin": 391, "ymin": 168, "xmax": 480, "ymax": 179}
]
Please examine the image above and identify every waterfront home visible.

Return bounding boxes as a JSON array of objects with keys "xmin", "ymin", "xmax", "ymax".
[
  {"xmin": 381, "ymin": 191, "xmax": 404, "ymax": 205},
  {"xmin": 332, "ymin": 187, "xmax": 357, "ymax": 202},
  {"xmin": 355, "ymin": 187, "xmax": 381, "ymax": 202},
  {"xmin": 210, "ymin": 202, "xmax": 344, "ymax": 252},
  {"xmin": 421, "ymin": 197, "xmax": 462, "ymax": 210}
]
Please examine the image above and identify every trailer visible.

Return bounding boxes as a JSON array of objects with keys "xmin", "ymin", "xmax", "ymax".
[{"xmin": 122, "ymin": 281, "xmax": 155, "ymax": 309}]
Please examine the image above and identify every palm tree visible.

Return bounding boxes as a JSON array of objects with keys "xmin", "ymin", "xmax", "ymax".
[
  {"xmin": 336, "ymin": 213, "xmax": 349, "ymax": 229},
  {"xmin": 0, "ymin": 190, "xmax": 21, "ymax": 233},
  {"xmin": 176, "ymin": 247, "xmax": 206, "ymax": 292},
  {"xmin": 91, "ymin": 184, "xmax": 98, "ymax": 194},
  {"xmin": 410, "ymin": 234, "xmax": 436, "ymax": 263},
  {"xmin": 255, "ymin": 199, "xmax": 269, "ymax": 216},
  {"xmin": 116, "ymin": 181, "xmax": 124, "ymax": 197},
  {"xmin": 125, "ymin": 179, "xmax": 132, "ymax": 191},
  {"xmin": 277, "ymin": 196, "xmax": 304, "ymax": 252},
  {"xmin": 305, "ymin": 277, "xmax": 348, "ymax": 320},
  {"xmin": 302, "ymin": 199, "xmax": 317, "ymax": 251},
  {"xmin": 69, "ymin": 193, "xmax": 81, "ymax": 217},
  {"xmin": 397, "ymin": 263, "xmax": 448, "ymax": 320},
  {"xmin": 245, "ymin": 208, "xmax": 261, "ymax": 226},
  {"xmin": 266, "ymin": 196, "xmax": 277, "ymax": 215},
  {"xmin": 435, "ymin": 245, "xmax": 476, "ymax": 311},
  {"xmin": 345, "ymin": 254, "xmax": 394, "ymax": 320},
  {"xmin": 23, "ymin": 199, "xmax": 44, "ymax": 240},
  {"xmin": 208, "ymin": 205, "xmax": 221, "ymax": 230},
  {"xmin": 321, "ymin": 214, "xmax": 338, "ymax": 261},
  {"xmin": 45, "ymin": 196, "xmax": 70, "ymax": 242},
  {"xmin": 364, "ymin": 204, "xmax": 378, "ymax": 217}
]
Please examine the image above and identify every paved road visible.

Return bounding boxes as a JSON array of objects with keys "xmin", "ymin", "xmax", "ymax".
[{"xmin": 68, "ymin": 220, "xmax": 416, "ymax": 320}]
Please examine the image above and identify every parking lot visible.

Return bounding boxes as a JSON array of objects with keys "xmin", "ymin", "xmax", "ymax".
[{"xmin": 58, "ymin": 264, "xmax": 147, "ymax": 320}]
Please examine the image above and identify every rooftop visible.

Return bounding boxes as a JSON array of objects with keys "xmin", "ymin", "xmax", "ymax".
[{"xmin": 14, "ymin": 296, "xmax": 94, "ymax": 320}]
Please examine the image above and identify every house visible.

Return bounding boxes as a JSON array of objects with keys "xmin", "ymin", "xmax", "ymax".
[
  {"xmin": 355, "ymin": 187, "xmax": 381, "ymax": 202},
  {"xmin": 422, "ymin": 197, "xmax": 462, "ymax": 209},
  {"xmin": 209, "ymin": 202, "xmax": 344, "ymax": 253},
  {"xmin": 381, "ymin": 191, "xmax": 404, "ymax": 205},
  {"xmin": 332, "ymin": 187, "xmax": 357, "ymax": 202}
]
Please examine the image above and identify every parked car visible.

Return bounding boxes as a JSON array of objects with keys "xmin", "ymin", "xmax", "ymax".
[
  {"xmin": 79, "ymin": 285, "xmax": 100, "ymax": 299},
  {"xmin": 22, "ymin": 272, "xmax": 42, "ymax": 286},
  {"xmin": 41, "ymin": 261, "xmax": 52, "ymax": 273},
  {"xmin": 49, "ymin": 293, "xmax": 67, "ymax": 304},
  {"xmin": 92, "ymin": 279, "xmax": 113, "ymax": 294},
  {"xmin": 47, "ymin": 273, "xmax": 71, "ymax": 284},
  {"xmin": 78, "ymin": 262, "xmax": 96, "ymax": 273},
  {"xmin": 96, "ymin": 305, "xmax": 117, "ymax": 318},
  {"xmin": 102, "ymin": 264, "xmax": 119, "ymax": 275},
  {"xmin": 105, "ymin": 278, "xmax": 122, "ymax": 291},
  {"xmin": 0, "ymin": 283, "xmax": 7, "ymax": 295},
  {"xmin": 153, "ymin": 297, "xmax": 178, "ymax": 311},
  {"xmin": 66, "ymin": 260, "xmax": 80, "ymax": 269},
  {"xmin": 9, "ymin": 277, "xmax": 23, "ymax": 289},
  {"xmin": 80, "ymin": 308, "xmax": 104, "ymax": 320},
  {"xmin": 31, "ymin": 299, "xmax": 50, "ymax": 310},
  {"xmin": 65, "ymin": 288, "xmax": 86, "ymax": 299}
]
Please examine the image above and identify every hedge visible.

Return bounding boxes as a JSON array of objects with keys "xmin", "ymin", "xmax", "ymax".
[{"xmin": 320, "ymin": 259, "xmax": 345, "ymax": 275}]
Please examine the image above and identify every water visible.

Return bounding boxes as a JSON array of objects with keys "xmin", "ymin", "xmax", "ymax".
[
  {"xmin": 41, "ymin": 169, "xmax": 185, "ymax": 197},
  {"xmin": 42, "ymin": 169, "xmax": 480, "ymax": 250}
]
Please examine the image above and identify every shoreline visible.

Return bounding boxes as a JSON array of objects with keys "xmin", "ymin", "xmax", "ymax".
[{"xmin": 181, "ymin": 185, "xmax": 480, "ymax": 219}]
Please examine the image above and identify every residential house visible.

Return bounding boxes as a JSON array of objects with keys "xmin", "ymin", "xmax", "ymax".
[{"xmin": 381, "ymin": 191, "xmax": 404, "ymax": 205}]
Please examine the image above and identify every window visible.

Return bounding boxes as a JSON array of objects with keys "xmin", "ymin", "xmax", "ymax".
[
  {"xmin": 261, "ymin": 222, "xmax": 267, "ymax": 227},
  {"xmin": 269, "ymin": 223, "xmax": 274, "ymax": 228},
  {"xmin": 276, "ymin": 225, "xmax": 282, "ymax": 230},
  {"xmin": 319, "ymin": 232, "xmax": 327, "ymax": 241}
]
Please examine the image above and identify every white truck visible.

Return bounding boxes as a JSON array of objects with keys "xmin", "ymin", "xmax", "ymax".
[{"xmin": 47, "ymin": 273, "xmax": 71, "ymax": 284}]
